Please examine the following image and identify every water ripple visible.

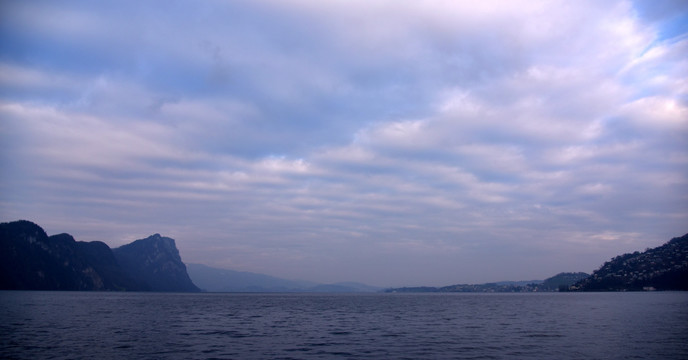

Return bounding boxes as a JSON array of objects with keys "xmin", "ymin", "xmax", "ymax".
[{"xmin": 1, "ymin": 292, "xmax": 687, "ymax": 359}]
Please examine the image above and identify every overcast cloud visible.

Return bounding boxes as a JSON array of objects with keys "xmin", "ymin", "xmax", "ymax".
[{"xmin": 1, "ymin": 0, "xmax": 687, "ymax": 286}]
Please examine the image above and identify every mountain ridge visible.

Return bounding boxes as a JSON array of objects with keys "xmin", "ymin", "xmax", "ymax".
[
  {"xmin": 385, "ymin": 272, "xmax": 589, "ymax": 293},
  {"xmin": 186, "ymin": 263, "xmax": 316, "ymax": 292},
  {"xmin": 0, "ymin": 220, "xmax": 199, "ymax": 292},
  {"xmin": 384, "ymin": 233, "xmax": 687, "ymax": 292},
  {"xmin": 569, "ymin": 233, "xmax": 688, "ymax": 291},
  {"xmin": 3, "ymin": 220, "xmax": 685, "ymax": 292},
  {"xmin": 187, "ymin": 263, "xmax": 382, "ymax": 293},
  {"xmin": 114, "ymin": 234, "xmax": 199, "ymax": 292}
]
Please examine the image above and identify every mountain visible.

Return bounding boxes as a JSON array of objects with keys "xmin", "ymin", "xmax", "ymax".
[
  {"xmin": 187, "ymin": 263, "xmax": 382, "ymax": 292},
  {"xmin": 385, "ymin": 233, "xmax": 688, "ymax": 293},
  {"xmin": 385, "ymin": 272, "xmax": 588, "ymax": 293},
  {"xmin": 570, "ymin": 233, "xmax": 688, "ymax": 291},
  {"xmin": 307, "ymin": 282, "xmax": 383, "ymax": 293},
  {"xmin": 0, "ymin": 220, "xmax": 145, "ymax": 291},
  {"xmin": 0, "ymin": 220, "xmax": 199, "ymax": 292},
  {"xmin": 187, "ymin": 263, "xmax": 316, "ymax": 292},
  {"xmin": 113, "ymin": 234, "xmax": 200, "ymax": 292},
  {"xmin": 322, "ymin": 282, "xmax": 383, "ymax": 293},
  {"xmin": 539, "ymin": 272, "xmax": 589, "ymax": 291},
  {"xmin": 495, "ymin": 280, "xmax": 543, "ymax": 286}
]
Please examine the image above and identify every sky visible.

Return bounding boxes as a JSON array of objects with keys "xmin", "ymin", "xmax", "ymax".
[{"xmin": 1, "ymin": 0, "xmax": 687, "ymax": 287}]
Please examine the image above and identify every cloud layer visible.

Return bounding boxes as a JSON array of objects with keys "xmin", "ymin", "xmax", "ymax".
[{"xmin": 1, "ymin": 0, "xmax": 687, "ymax": 286}]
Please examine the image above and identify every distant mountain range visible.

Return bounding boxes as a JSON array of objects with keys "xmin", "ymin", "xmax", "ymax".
[
  {"xmin": 386, "ymin": 233, "xmax": 688, "ymax": 293},
  {"xmin": 385, "ymin": 272, "xmax": 590, "ymax": 293},
  {"xmin": 187, "ymin": 263, "xmax": 316, "ymax": 292},
  {"xmin": 0, "ymin": 220, "xmax": 381, "ymax": 293},
  {"xmin": 186, "ymin": 263, "xmax": 381, "ymax": 293},
  {"xmin": 2, "ymin": 220, "xmax": 685, "ymax": 292},
  {"xmin": 0, "ymin": 220, "xmax": 199, "ymax": 292}
]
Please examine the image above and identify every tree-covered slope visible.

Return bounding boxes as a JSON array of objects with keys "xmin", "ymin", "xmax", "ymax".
[{"xmin": 571, "ymin": 233, "xmax": 688, "ymax": 291}]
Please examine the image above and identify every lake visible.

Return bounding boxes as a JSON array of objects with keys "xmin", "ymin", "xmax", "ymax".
[{"xmin": 1, "ymin": 291, "xmax": 687, "ymax": 359}]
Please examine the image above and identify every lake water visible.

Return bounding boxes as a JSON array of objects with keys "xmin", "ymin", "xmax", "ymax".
[{"xmin": 1, "ymin": 291, "xmax": 687, "ymax": 359}]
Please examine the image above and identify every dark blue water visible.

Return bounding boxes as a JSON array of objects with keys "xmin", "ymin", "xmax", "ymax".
[{"xmin": 1, "ymin": 291, "xmax": 687, "ymax": 359}]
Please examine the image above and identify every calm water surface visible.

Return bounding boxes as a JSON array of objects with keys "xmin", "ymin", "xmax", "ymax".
[{"xmin": 1, "ymin": 291, "xmax": 687, "ymax": 359}]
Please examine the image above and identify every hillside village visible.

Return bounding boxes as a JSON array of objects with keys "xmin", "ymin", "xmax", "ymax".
[{"xmin": 570, "ymin": 233, "xmax": 688, "ymax": 291}]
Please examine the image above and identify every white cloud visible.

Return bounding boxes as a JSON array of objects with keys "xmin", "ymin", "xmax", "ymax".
[
  {"xmin": 1, "ymin": 0, "xmax": 687, "ymax": 286},
  {"xmin": 620, "ymin": 96, "xmax": 688, "ymax": 129}
]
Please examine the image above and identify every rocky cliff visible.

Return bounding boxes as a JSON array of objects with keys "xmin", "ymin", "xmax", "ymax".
[
  {"xmin": 0, "ymin": 220, "xmax": 199, "ymax": 292},
  {"xmin": 114, "ymin": 234, "xmax": 200, "ymax": 292}
]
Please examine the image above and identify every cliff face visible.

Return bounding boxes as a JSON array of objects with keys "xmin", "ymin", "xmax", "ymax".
[
  {"xmin": 114, "ymin": 234, "xmax": 200, "ymax": 292},
  {"xmin": 572, "ymin": 233, "xmax": 688, "ymax": 291},
  {"xmin": 0, "ymin": 221, "xmax": 145, "ymax": 291},
  {"xmin": 0, "ymin": 220, "xmax": 199, "ymax": 292},
  {"xmin": 74, "ymin": 239, "xmax": 148, "ymax": 291}
]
